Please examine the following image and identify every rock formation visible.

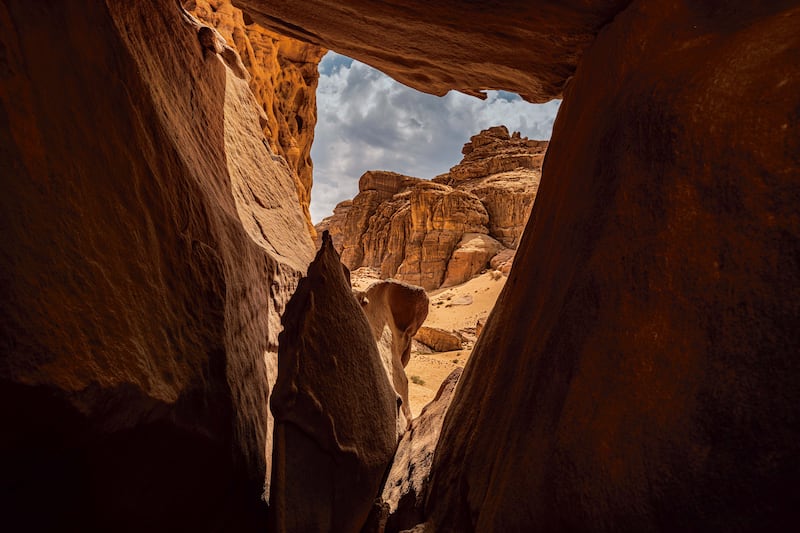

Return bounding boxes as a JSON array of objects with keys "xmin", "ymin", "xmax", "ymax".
[
  {"xmin": 413, "ymin": 327, "xmax": 462, "ymax": 353},
  {"xmin": 0, "ymin": 0, "xmax": 313, "ymax": 528},
  {"xmin": 270, "ymin": 232, "xmax": 398, "ymax": 533},
  {"xmin": 188, "ymin": 0, "xmax": 325, "ymax": 235},
  {"xmin": 359, "ymin": 280, "xmax": 430, "ymax": 430},
  {"xmin": 370, "ymin": 368, "xmax": 462, "ymax": 533},
  {"xmin": 2, "ymin": 0, "xmax": 798, "ymax": 530},
  {"xmin": 317, "ymin": 126, "xmax": 546, "ymax": 290},
  {"xmin": 233, "ymin": 0, "xmax": 630, "ymax": 102},
  {"xmin": 246, "ymin": 0, "xmax": 800, "ymax": 530}
]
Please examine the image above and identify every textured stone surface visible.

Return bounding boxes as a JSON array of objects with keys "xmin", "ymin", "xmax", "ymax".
[
  {"xmin": 270, "ymin": 233, "xmax": 398, "ymax": 533},
  {"xmin": 442, "ymin": 233, "xmax": 504, "ymax": 288},
  {"xmin": 317, "ymin": 127, "xmax": 545, "ymax": 289},
  {"xmin": 0, "ymin": 0, "xmax": 313, "ymax": 528},
  {"xmin": 489, "ymin": 248, "xmax": 516, "ymax": 275},
  {"xmin": 381, "ymin": 368, "xmax": 462, "ymax": 533},
  {"xmin": 429, "ymin": 3, "xmax": 800, "ymax": 531},
  {"xmin": 360, "ymin": 280, "xmax": 430, "ymax": 430},
  {"xmin": 234, "ymin": 0, "xmax": 632, "ymax": 102},
  {"xmin": 189, "ymin": 0, "xmax": 325, "ymax": 235},
  {"xmin": 413, "ymin": 327, "xmax": 462, "ymax": 353}
]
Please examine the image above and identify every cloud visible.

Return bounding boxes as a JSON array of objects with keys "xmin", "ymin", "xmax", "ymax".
[{"xmin": 309, "ymin": 52, "xmax": 561, "ymax": 222}]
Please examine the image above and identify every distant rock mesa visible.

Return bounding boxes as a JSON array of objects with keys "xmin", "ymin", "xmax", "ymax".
[{"xmin": 316, "ymin": 126, "xmax": 547, "ymax": 290}]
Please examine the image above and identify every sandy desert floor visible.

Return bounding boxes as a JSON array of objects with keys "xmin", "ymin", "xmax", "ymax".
[{"xmin": 406, "ymin": 271, "xmax": 507, "ymax": 416}]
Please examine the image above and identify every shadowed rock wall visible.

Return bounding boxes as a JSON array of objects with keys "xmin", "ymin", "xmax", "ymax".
[
  {"xmin": 428, "ymin": 2, "xmax": 800, "ymax": 531},
  {"xmin": 0, "ymin": 0, "xmax": 313, "ymax": 529}
]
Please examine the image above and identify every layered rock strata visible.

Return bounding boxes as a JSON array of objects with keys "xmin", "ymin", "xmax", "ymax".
[
  {"xmin": 0, "ymin": 0, "xmax": 313, "ymax": 528},
  {"xmin": 270, "ymin": 232, "xmax": 398, "ymax": 532},
  {"xmin": 189, "ymin": 0, "xmax": 325, "ymax": 235},
  {"xmin": 317, "ymin": 126, "xmax": 546, "ymax": 290}
]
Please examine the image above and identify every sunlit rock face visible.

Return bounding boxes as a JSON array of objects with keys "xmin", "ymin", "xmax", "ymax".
[
  {"xmin": 316, "ymin": 127, "xmax": 546, "ymax": 290},
  {"xmin": 359, "ymin": 279, "xmax": 430, "ymax": 430},
  {"xmin": 189, "ymin": 0, "xmax": 325, "ymax": 236},
  {"xmin": 0, "ymin": 0, "xmax": 313, "ymax": 529}
]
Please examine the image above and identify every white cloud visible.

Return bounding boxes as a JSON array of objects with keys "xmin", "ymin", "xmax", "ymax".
[{"xmin": 309, "ymin": 52, "xmax": 561, "ymax": 222}]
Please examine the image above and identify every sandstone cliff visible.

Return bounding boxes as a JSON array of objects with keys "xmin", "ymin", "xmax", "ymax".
[
  {"xmin": 188, "ymin": 0, "xmax": 325, "ymax": 235},
  {"xmin": 316, "ymin": 126, "xmax": 547, "ymax": 290}
]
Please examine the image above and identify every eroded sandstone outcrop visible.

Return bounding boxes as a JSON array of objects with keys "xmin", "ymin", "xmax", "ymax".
[
  {"xmin": 0, "ymin": 0, "xmax": 313, "ymax": 528},
  {"xmin": 189, "ymin": 0, "xmax": 325, "ymax": 235},
  {"xmin": 270, "ymin": 232, "xmax": 398, "ymax": 532},
  {"xmin": 317, "ymin": 127, "xmax": 546, "ymax": 289},
  {"xmin": 359, "ymin": 280, "xmax": 430, "ymax": 431}
]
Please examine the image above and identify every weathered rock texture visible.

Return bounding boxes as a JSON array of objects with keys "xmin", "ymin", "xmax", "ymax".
[
  {"xmin": 316, "ymin": 126, "xmax": 546, "ymax": 290},
  {"xmin": 381, "ymin": 368, "xmax": 462, "ymax": 533},
  {"xmin": 270, "ymin": 232, "xmax": 398, "ymax": 533},
  {"xmin": 360, "ymin": 280, "xmax": 430, "ymax": 430},
  {"xmin": 189, "ymin": 0, "xmax": 325, "ymax": 235},
  {"xmin": 427, "ymin": 3, "xmax": 800, "ymax": 532},
  {"xmin": 234, "ymin": 0, "xmax": 632, "ymax": 102},
  {"xmin": 0, "ymin": 0, "xmax": 313, "ymax": 529},
  {"xmin": 413, "ymin": 327, "xmax": 462, "ymax": 354},
  {"xmin": 243, "ymin": 0, "xmax": 800, "ymax": 530}
]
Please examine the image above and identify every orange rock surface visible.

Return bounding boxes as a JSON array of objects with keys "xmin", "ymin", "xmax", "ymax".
[{"xmin": 189, "ymin": 0, "xmax": 325, "ymax": 235}]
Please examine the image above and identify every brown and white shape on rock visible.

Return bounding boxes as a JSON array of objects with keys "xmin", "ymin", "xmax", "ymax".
[
  {"xmin": 270, "ymin": 232, "xmax": 399, "ymax": 533},
  {"xmin": 360, "ymin": 280, "xmax": 430, "ymax": 431},
  {"xmin": 0, "ymin": 0, "xmax": 313, "ymax": 529}
]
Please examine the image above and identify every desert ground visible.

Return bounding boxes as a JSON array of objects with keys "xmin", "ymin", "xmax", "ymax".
[{"xmin": 405, "ymin": 270, "xmax": 507, "ymax": 416}]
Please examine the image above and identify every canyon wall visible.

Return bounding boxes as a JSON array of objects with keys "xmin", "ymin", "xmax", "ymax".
[
  {"xmin": 189, "ymin": 0, "xmax": 325, "ymax": 235},
  {"xmin": 317, "ymin": 126, "xmax": 546, "ymax": 290},
  {"xmin": 244, "ymin": 0, "xmax": 800, "ymax": 530},
  {"xmin": 0, "ymin": 0, "xmax": 313, "ymax": 529},
  {"xmin": 1, "ymin": 0, "xmax": 798, "ymax": 530}
]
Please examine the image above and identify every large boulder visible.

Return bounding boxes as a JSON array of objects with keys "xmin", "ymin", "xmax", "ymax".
[
  {"xmin": 413, "ymin": 327, "xmax": 462, "ymax": 353},
  {"xmin": 270, "ymin": 232, "xmax": 399, "ymax": 533},
  {"xmin": 442, "ymin": 233, "xmax": 504, "ymax": 288}
]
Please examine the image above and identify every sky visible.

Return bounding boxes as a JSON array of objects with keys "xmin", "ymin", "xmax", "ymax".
[{"xmin": 309, "ymin": 52, "xmax": 562, "ymax": 223}]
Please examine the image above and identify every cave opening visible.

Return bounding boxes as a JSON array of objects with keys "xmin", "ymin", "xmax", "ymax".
[{"xmin": 308, "ymin": 50, "xmax": 561, "ymax": 414}]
